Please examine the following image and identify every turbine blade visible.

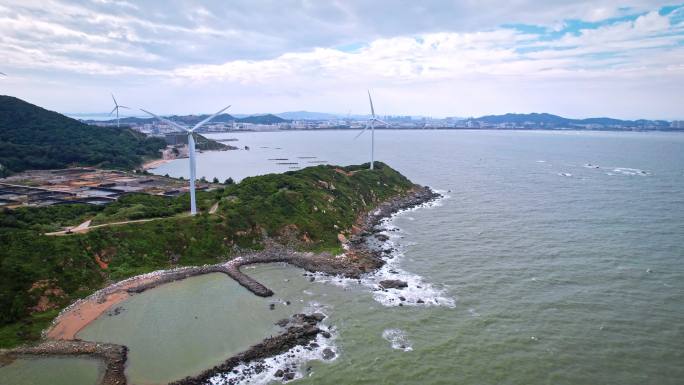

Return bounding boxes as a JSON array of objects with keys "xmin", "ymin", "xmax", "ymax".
[
  {"xmin": 374, "ymin": 118, "xmax": 390, "ymax": 126},
  {"xmin": 191, "ymin": 105, "xmax": 231, "ymax": 132},
  {"xmin": 119, "ymin": 105, "xmax": 130, "ymax": 109},
  {"xmin": 367, "ymin": 90, "xmax": 375, "ymax": 118},
  {"xmin": 110, "ymin": 106, "xmax": 117, "ymax": 115},
  {"xmin": 111, "ymin": 93, "xmax": 118, "ymax": 107},
  {"xmin": 0, "ymin": 71, "xmax": 6, "ymax": 76},
  {"xmin": 353, "ymin": 126, "xmax": 368, "ymax": 140},
  {"xmin": 140, "ymin": 108, "xmax": 189, "ymax": 132}
]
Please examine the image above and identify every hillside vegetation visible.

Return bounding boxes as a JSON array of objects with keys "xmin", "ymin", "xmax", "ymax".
[
  {"xmin": 0, "ymin": 95, "xmax": 166, "ymax": 176},
  {"xmin": 0, "ymin": 162, "xmax": 414, "ymax": 347}
]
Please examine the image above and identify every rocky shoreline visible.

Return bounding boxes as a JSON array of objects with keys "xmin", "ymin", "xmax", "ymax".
[{"xmin": 0, "ymin": 184, "xmax": 441, "ymax": 385}]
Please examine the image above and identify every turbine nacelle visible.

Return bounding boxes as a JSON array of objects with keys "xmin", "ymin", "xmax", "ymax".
[
  {"xmin": 140, "ymin": 105, "xmax": 231, "ymax": 215},
  {"xmin": 353, "ymin": 90, "xmax": 389, "ymax": 170}
]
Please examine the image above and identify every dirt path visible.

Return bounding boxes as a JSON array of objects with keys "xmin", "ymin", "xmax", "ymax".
[
  {"xmin": 45, "ymin": 218, "xmax": 160, "ymax": 236},
  {"xmin": 209, "ymin": 202, "xmax": 219, "ymax": 214}
]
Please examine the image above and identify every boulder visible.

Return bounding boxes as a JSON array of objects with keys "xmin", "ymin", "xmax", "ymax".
[{"xmin": 379, "ymin": 279, "xmax": 408, "ymax": 289}]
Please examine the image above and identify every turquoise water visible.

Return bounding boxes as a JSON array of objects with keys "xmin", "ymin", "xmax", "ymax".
[{"xmin": 152, "ymin": 130, "xmax": 684, "ymax": 384}]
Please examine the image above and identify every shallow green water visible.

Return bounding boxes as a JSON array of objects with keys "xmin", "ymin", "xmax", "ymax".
[
  {"xmin": 77, "ymin": 273, "xmax": 305, "ymax": 385},
  {"xmin": 0, "ymin": 356, "xmax": 103, "ymax": 385}
]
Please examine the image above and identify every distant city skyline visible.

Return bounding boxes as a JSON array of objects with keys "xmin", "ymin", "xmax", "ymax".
[{"xmin": 1, "ymin": 1, "xmax": 683, "ymax": 119}]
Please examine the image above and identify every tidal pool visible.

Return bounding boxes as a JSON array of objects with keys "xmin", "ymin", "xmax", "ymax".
[
  {"xmin": 77, "ymin": 272, "xmax": 309, "ymax": 385},
  {"xmin": 0, "ymin": 356, "xmax": 104, "ymax": 385}
]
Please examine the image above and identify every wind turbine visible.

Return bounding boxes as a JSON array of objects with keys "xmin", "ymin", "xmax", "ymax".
[
  {"xmin": 354, "ymin": 90, "xmax": 389, "ymax": 170},
  {"xmin": 110, "ymin": 94, "xmax": 130, "ymax": 128},
  {"xmin": 141, "ymin": 105, "xmax": 231, "ymax": 215}
]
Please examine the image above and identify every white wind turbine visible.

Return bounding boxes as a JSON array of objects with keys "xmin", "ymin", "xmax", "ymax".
[
  {"xmin": 354, "ymin": 90, "xmax": 389, "ymax": 170},
  {"xmin": 110, "ymin": 93, "xmax": 130, "ymax": 128},
  {"xmin": 141, "ymin": 105, "xmax": 231, "ymax": 215}
]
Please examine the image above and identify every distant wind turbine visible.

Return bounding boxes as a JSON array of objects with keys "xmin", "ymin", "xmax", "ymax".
[
  {"xmin": 141, "ymin": 105, "xmax": 231, "ymax": 215},
  {"xmin": 354, "ymin": 90, "xmax": 389, "ymax": 170},
  {"xmin": 110, "ymin": 93, "xmax": 130, "ymax": 128}
]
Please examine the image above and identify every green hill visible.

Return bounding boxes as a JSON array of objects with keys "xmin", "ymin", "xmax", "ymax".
[
  {"xmin": 0, "ymin": 95, "xmax": 166, "ymax": 177},
  {"xmin": 0, "ymin": 162, "xmax": 415, "ymax": 347}
]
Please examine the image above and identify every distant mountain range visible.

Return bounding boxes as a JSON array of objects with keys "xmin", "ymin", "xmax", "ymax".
[{"xmin": 470, "ymin": 113, "xmax": 672, "ymax": 129}]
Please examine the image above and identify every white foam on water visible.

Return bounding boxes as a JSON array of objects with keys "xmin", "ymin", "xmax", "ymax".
[
  {"xmin": 209, "ymin": 306, "xmax": 338, "ymax": 385},
  {"xmin": 312, "ymin": 192, "xmax": 455, "ymax": 308},
  {"xmin": 583, "ymin": 163, "xmax": 600, "ymax": 169},
  {"xmin": 611, "ymin": 167, "xmax": 651, "ymax": 176},
  {"xmin": 382, "ymin": 328, "xmax": 413, "ymax": 352},
  {"xmin": 558, "ymin": 172, "xmax": 572, "ymax": 177}
]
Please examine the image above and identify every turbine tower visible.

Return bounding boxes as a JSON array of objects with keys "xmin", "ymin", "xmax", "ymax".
[
  {"xmin": 354, "ymin": 90, "xmax": 389, "ymax": 170},
  {"xmin": 141, "ymin": 105, "xmax": 230, "ymax": 215},
  {"xmin": 110, "ymin": 94, "xmax": 130, "ymax": 128}
]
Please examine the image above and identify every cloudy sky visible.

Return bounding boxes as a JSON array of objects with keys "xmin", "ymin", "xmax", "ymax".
[{"xmin": 1, "ymin": 0, "xmax": 683, "ymax": 119}]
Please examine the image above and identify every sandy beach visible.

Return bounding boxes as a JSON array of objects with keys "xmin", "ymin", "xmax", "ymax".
[{"xmin": 142, "ymin": 158, "xmax": 173, "ymax": 170}]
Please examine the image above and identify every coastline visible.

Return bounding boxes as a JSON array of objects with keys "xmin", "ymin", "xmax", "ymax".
[
  {"xmin": 142, "ymin": 158, "xmax": 173, "ymax": 170},
  {"xmin": 1, "ymin": 184, "xmax": 441, "ymax": 384}
]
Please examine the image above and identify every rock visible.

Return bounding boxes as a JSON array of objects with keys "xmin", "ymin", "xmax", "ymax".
[
  {"xmin": 283, "ymin": 372, "xmax": 295, "ymax": 380},
  {"xmin": 309, "ymin": 277, "xmax": 315, "ymax": 282},
  {"xmin": 322, "ymin": 348, "xmax": 336, "ymax": 360},
  {"xmin": 274, "ymin": 369, "xmax": 284, "ymax": 377},
  {"xmin": 310, "ymin": 342, "xmax": 319, "ymax": 348},
  {"xmin": 321, "ymin": 331, "xmax": 331, "ymax": 338},
  {"xmin": 417, "ymin": 299, "xmax": 424, "ymax": 304},
  {"xmin": 399, "ymin": 296, "xmax": 406, "ymax": 301},
  {"xmin": 269, "ymin": 303, "xmax": 275, "ymax": 310},
  {"xmin": 276, "ymin": 318, "xmax": 289, "ymax": 327},
  {"xmin": 379, "ymin": 279, "xmax": 408, "ymax": 289},
  {"xmin": 374, "ymin": 234, "xmax": 390, "ymax": 242},
  {"xmin": 311, "ymin": 313, "xmax": 326, "ymax": 321}
]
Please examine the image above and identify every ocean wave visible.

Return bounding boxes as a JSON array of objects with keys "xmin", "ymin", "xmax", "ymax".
[
  {"xmin": 558, "ymin": 172, "xmax": 572, "ymax": 177},
  {"xmin": 209, "ymin": 307, "xmax": 338, "ymax": 385},
  {"xmin": 610, "ymin": 167, "xmax": 650, "ymax": 176},
  {"xmin": 312, "ymin": 193, "xmax": 455, "ymax": 309},
  {"xmin": 382, "ymin": 328, "xmax": 413, "ymax": 352}
]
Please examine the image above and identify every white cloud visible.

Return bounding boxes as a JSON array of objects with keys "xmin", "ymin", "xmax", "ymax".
[{"xmin": 0, "ymin": 0, "xmax": 682, "ymax": 118}]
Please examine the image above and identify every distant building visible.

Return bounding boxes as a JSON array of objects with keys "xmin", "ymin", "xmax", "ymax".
[{"xmin": 165, "ymin": 133, "xmax": 188, "ymax": 145}]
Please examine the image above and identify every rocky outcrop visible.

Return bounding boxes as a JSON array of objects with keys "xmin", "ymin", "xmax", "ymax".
[{"xmin": 379, "ymin": 280, "xmax": 409, "ymax": 289}]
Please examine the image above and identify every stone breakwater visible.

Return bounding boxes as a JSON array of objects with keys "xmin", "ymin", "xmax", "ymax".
[
  {"xmin": 1, "ymin": 340, "xmax": 128, "ymax": 385},
  {"xmin": 169, "ymin": 313, "xmax": 326, "ymax": 385}
]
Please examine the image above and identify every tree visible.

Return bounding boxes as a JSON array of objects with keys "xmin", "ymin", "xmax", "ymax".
[
  {"xmin": 224, "ymin": 177, "xmax": 235, "ymax": 185},
  {"xmin": 212, "ymin": 177, "xmax": 219, "ymax": 184}
]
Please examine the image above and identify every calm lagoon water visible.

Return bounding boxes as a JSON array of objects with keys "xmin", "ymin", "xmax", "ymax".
[
  {"xmin": 0, "ymin": 356, "xmax": 103, "ymax": 385},
  {"xmin": 17, "ymin": 130, "xmax": 682, "ymax": 385}
]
